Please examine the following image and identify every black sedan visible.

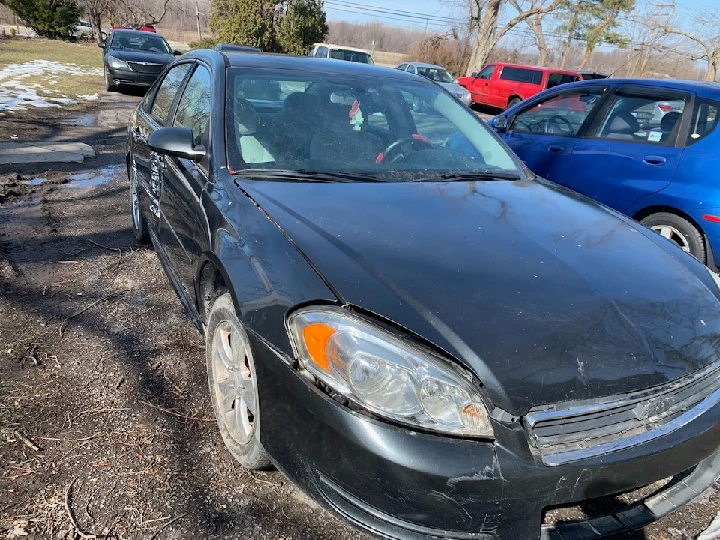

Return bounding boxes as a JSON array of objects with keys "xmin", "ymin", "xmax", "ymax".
[
  {"xmin": 126, "ymin": 50, "xmax": 720, "ymax": 540},
  {"xmin": 100, "ymin": 29, "xmax": 179, "ymax": 92}
]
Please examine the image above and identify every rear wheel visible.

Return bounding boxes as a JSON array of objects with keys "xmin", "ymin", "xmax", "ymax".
[
  {"xmin": 206, "ymin": 294, "xmax": 271, "ymax": 470},
  {"xmin": 129, "ymin": 158, "xmax": 150, "ymax": 244},
  {"xmin": 508, "ymin": 97, "xmax": 522, "ymax": 109},
  {"xmin": 640, "ymin": 212, "xmax": 705, "ymax": 263}
]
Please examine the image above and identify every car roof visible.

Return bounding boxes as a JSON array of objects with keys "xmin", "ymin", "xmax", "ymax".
[
  {"xmin": 488, "ymin": 61, "xmax": 579, "ymax": 74},
  {"xmin": 110, "ymin": 28, "xmax": 164, "ymax": 38},
  {"xmin": 312, "ymin": 43, "xmax": 371, "ymax": 54},
  {"xmin": 212, "ymin": 51, "xmax": 409, "ymax": 77},
  {"xmin": 405, "ymin": 62, "xmax": 447, "ymax": 69},
  {"xmin": 557, "ymin": 77, "xmax": 720, "ymax": 98}
]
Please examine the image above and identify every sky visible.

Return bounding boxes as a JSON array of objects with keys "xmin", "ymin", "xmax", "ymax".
[{"xmin": 324, "ymin": 0, "xmax": 716, "ymax": 32}]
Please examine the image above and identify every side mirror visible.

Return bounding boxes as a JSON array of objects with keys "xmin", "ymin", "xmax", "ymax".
[
  {"xmin": 471, "ymin": 72, "xmax": 478, "ymax": 78},
  {"xmin": 98, "ymin": 41, "xmax": 106, "ymax": 48},
  {"xmin": 148, "ymin": 127, "xmax": 205, "ymax": 162},
  {"xmin": 173, "ymin": 49, "xmax": 182, "ymax": 56},
  {"xmin": 492, "ymin": 115, "xmax": 508, "ymax": 132}
]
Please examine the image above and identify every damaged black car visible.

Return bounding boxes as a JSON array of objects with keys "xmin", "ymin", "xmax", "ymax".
[{"xmin": 126, "ymin": 50, "xmax": 720, "ymax": 540}]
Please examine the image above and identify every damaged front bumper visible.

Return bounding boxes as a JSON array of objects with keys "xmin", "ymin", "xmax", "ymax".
[{"xmin": 251, "ymin": 333, "xmax": 720, "ymax": 540}]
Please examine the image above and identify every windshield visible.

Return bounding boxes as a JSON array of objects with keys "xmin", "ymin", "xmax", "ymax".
[
  {"xmin": 416, "ymin": 67, "xmax": 454, "ymax": 84},
  {"xmin": 110, "ymin": 33, "xmax": 171, "ymax": 54},
  {"xmin": 329, "ymin": 49, "xmax": 373, "ymax": 64},
  {"xmin": 225, "ymin": 68, "xmax": 521, "ymax": 181}
]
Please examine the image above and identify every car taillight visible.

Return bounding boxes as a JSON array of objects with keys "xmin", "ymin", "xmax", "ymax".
[{"xmin": 658, "ymin": 103, "xmax": 674, "ymax": 112}]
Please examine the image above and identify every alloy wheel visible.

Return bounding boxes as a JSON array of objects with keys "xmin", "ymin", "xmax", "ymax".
[
  {"xmin": 652, "ymin": 224, "xmax": 691, "ymax": 253},
  {"xmin": 210, "ymin": 320, "xmax": 259, "ymax": 445}
]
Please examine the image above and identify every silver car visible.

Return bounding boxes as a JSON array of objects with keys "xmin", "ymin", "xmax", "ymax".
[{"xmin": 397, "ymin": 62, "xmax": 471, "ymax": 107}]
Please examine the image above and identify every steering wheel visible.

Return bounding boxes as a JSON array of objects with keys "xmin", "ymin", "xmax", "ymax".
[
  {"xmin": 546, "ymin": 115, "xmax": 574, "ymax": 135},
  {"xmin": 378, "ymin": 135, "xmax": 433, "ymax": 163}
]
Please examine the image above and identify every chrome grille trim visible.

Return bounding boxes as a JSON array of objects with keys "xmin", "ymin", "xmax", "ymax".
[{"xmin": 527, "ymin": 361, "xmax": 720, "ymax": 466}]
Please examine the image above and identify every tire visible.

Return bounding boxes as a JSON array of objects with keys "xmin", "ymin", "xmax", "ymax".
[
  {"xmin": 206, "ymin": 293, "xmax": 272, "ymax": 470},
  {"xmin": 507, "ymin": 97, "xmax": 522, "ymax": 109},
  {"xmin": 640, "ymin": 212, "xmax": 706, "ymax": 263},
  {"xmin": 129, "ymin": 158, "xmax": 150, "ymax": 244},
  {"xmin": 104, "ymin": 67, "xmax": 116, "ymax": 92}
]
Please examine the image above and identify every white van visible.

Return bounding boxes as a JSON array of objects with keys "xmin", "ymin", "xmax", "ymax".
[{"xmin": 308, "ymin": 43, "xmax": 374, "ymax": 64}]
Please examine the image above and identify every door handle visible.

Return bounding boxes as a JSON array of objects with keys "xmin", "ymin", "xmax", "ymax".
[
  {"xmin": 131, "ymin": 126, "xmax": 147, "ymax": 144},
  {"xmin": 643, "ymin": 156, "xmax": 666, "ymax": 165},
  {"xmin": 547, "ymin": 144, "xmax": 565, "ymax": 153}
]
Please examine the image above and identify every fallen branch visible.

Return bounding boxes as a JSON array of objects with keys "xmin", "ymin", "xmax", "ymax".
[
  {"xmin": 86, "ymin": 239, "xmax": 122, "ymax": 253},
  {"xmin": 13, "ymin": 431, "xmax": 40, "ymax": 452},
  {"xmin": 140, "ymin": 401, "xmax": 214, "ymax": 422},
  {"xmin": 149, "ymin": 512, "xmax": 187, "ymax": 540},
  {"xmin": 58, "ymin": 290, "xmax": 129, "ymax": 339},
  {"xmin": 64, "ymin": 478, "xmax": 104, "ymax": 539}
]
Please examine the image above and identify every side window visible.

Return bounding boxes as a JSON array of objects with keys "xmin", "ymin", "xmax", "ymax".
[
  {"xmin": 317, "ymin": 46, "xmax": 328, "ymax": 58},
  {"xmin": 547, "ymin": 73, "xmax": 578, "ymax": 89},
  {"xmin": 509, "ymin": 90, "xmax": 605, "ymax": 136},
  {"xmin": 595, "ymin": 94, "xmax": 686, "ymax": 144},
  {"xmin": 500, "ymin": 67, "xmax": 543, "ymax": 85},
  {"xmin": 173, "ymin": 65, "xmax": 211, "ymax": 148},
  {"xmin": 687, "ymin": 99, "xmax": 719, "ymax": 145},
  {"xmin": 397, "ymin": 64, "xmax": 407, "ymax": 71},
  {"xmin": 477, "ymin": 65, "xmax": 495, "ymax": 80},
  {"xmin": 149, "ymin": 63, "xmax": 192, "ymax": 124}
]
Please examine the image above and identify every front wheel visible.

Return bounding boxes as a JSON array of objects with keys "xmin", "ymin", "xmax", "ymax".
[
  {"xmin": 640, "ymin": 212, "xmax": 705, "ymax": 263},
  {"xmin": 104, "ymin": 67, "xmax": 116, "ymax": 92},
  {"xmin": 507, "ymin": 97, "xmax": 522, "ymax": 109},
  {"xmin": 206, "ymin": 294, "xmax": 271, "ymax": 470}
]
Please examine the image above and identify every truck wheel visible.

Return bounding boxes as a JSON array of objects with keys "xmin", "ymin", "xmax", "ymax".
[
  {"xmin": 508, "ymin": 97, "xmax": 522, "ymax": 108},
  {"xmin": 640, "ymin": 212, "xmax": 705, "ymax": 263}
]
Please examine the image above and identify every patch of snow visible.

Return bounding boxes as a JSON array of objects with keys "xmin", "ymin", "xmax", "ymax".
[
  {"xmin": 0, "ymin": 60, "xmax": 101, "ymax": 112},
  {"xmin": 699, "ymin": 511, "xmax": 720, "ymax": 540},
  {"xmin": 78, "ymin": 93, "xmax": 100, "ymax": 101}
]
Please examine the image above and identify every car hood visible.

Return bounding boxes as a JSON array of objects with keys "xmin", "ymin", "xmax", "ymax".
[
  {"xmin": 438, "ymin": 81, "xmax": 468, "ymax": 95},
  {"xmin": 107, "ymin": 48, "xmax": 173, "ymax": 64},
  {"xmin": 240, "ymin": 178, "xmax": 720, "ymax": 416}
]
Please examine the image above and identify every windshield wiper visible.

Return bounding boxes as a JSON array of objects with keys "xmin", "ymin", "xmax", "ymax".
[
  {"xmin": 231, "ymin": 169, "xmax": 383, "ymax": 183},
  {"xmin": 412, "ymin": 170, "xmax": 523, "ymax": 182}
]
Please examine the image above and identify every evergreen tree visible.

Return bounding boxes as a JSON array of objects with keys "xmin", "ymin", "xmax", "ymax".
[
  {"xmin": 277, "ymin": 0, "xmax": 327, "ymax": 55},
  {"xmin": 209, "ymin": 0, "xmax": 327, "ymax": 54},
  {"xmin": 1, "ymin": 0, "xmax": 81, "ymax": 39}
]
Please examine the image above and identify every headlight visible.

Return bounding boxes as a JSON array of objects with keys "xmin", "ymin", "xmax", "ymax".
[
  {"xmin": 107, "ymin": 55, "xmax": 129, "ymax": 70},
  {"xmin": 460, "ymin": 90, "xmax": 471, "ymax": 100},
  {"xmin": 287, "ymin": 307, "xmax": 494, "ymax": 438}
]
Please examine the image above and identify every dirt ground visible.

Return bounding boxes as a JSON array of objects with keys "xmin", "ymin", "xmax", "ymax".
[{"xmin": 0, "ymin": 91, "xmax": 719, "ymax": 540}]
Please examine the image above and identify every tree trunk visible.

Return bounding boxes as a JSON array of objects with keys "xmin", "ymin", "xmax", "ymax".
[
  {"xmin": 579, "ymin": 48, "xmax": 592, "ymax": 68},
  {"xmin": 528, "ymin": 14, "xmax": 548, "ymax": 65},
  {"xmin": 706, "ymin": 48, "xmax": 719, "ymax": 82},
  {"xmin": 465, "ymin": 0, "xmax": 501, "ymax": 76},
  {"xmin": 560, "ymin": 12, "xmax": 578, "ymax": 69},
  {"xmin": 195, "ymin": 0, "xmax": 202, "ymax": 39}
]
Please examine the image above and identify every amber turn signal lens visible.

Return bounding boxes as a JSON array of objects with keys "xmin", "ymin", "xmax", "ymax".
[{"xmin": 302, "ymin": 323, "xmax": 336, "ymax": 372}]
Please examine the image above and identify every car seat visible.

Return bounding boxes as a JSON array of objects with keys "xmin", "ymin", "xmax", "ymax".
[
  {"xmin": 234, "ymin": 98, "xmax": 275, "ymax": 165},
  {"xmin": 660, "ymin": 111, "xmax": 682, "ymax": 142},
  {"xmin": 602, "ymin": 110, "xmax": 640, "ymax": 140},
  {"xmin": 272, "ymin": 92, "xmax": 322, "ymax": 161}
]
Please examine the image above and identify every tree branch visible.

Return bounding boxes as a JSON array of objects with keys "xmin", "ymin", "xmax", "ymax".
[
  {"xmin": 661, "ymin": 25, "xmax": 713, "ymax": 58},
  {"xmin": 497, "ymin": 0, "xmax": 564, "ymax": 41}
]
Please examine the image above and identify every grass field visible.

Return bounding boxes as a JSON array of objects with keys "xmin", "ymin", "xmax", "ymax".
[
  {"xmin": 0, "ymin": 38, "xmax": 103, "ymax": 107},
  {"xmin": 373, "ymin": 50, "xmax": 408, "ymax": 67}
]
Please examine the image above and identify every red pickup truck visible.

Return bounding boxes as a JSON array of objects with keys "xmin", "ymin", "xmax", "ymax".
[{"xmin": 457, "ymin": 62, "xmax": 584, "ymax": 110}]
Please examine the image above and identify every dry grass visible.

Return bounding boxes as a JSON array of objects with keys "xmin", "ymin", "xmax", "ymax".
[
  {"xmin": 0, "ymin": 38, "xmax": 103, "ymax": 100},
  {"xmin": 373, "ymin": 50, "xmax": 408, "ymax": 67},
  {"xmin": 0, "ymin": 38, "xmax": 103, "ymax": 69}
]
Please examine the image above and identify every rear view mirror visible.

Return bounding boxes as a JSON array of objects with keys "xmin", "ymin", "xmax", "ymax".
[
  {"xmin": 173, "ymin": 50, "xmax": 182, "ymax": 56},
  {"xmin": 148, "ymin": 127, "xmax": 205, "ymax": 162}
]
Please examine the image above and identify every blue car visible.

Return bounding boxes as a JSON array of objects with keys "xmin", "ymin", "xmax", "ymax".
[{"xmin": 489, "ymin": 78, "xmax": 720, "ymax": 267}]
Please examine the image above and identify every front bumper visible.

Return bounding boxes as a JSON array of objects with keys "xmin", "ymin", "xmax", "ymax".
[
  {"xmin": 106, "ymin": 66, "xmax": 161, "ymax": 87},
  {"xmin": 251, "ymin": 333, "xmax": 720, "ymax": 540}
]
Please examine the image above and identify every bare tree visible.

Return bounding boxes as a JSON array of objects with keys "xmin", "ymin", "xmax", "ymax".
[
  {"xmin": 462, "ymin": 0, "xmax": 565, "ymax": 76},
  {"xmin": 663, "ymin": 8, "xmax": 720, "ymax": 82},
  {"xmin": 524, "ymin": 10, "xmax": 550, "ymax": 65}
]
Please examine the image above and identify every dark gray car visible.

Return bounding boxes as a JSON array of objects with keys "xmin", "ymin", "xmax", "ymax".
[{"xmin": 100, "ymin": 29, "xmax": 180, "ymax": 93}]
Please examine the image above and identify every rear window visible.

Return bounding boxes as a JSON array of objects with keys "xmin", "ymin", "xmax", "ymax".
[
  {"xmin": 547, "ymin": 73, "xmax": 579, "ymax": 89},
  {"xmin": 499, "ymin": 67, "xmax": 542, "ymax": 85},
  {"xmin": 329, "ymin": 49, "xmax": 373, "ymax": 64},
  {"xmin": 688, "ymin": 99, "xmax": 719, "ymax": 145}
]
